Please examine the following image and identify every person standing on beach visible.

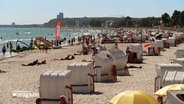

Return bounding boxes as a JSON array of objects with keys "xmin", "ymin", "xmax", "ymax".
[
  {"xmin": 2, "ymin": 45, "xmax": 6, "ymax": 57},
  {"xmin": 6, "ymin": 42, "xmax": 9, "ymax": 48},
  {"xmin": 10, "ymin": 42, "xmax": 13, "ymax": 55}
]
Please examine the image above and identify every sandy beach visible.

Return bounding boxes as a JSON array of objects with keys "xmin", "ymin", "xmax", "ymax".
[{"xmin": 0, "ymin": 42, "xmax": 184, "ymax": 104}]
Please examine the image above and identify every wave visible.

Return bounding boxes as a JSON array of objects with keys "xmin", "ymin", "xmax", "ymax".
[{"xmin": 24, "ymin": 32, "xmax": 31, "ymax": 35}]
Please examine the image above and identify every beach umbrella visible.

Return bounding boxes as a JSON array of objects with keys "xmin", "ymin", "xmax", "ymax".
[
  {"xmin": 151, "ymin": 32, "xmax": 156, "ymax": 36},
  {"xmin": 144, "ymin": 43, "xmax": 150, "ymax": 47},
  {"xmin": 154, "ymin": 84, "xmax": 184, "ymax": 97},
  {"xmin": 155, "ymin": 34, "xmax": 163, "ymax": 39},
  {"xmin": 109, "ymin": 90, "xmax": 159, "ymax": 104}
]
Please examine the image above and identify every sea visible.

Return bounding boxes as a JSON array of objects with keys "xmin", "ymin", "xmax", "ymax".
[{"xmin": 0, "ymin": 27, "xmax": 113, "ymax": 52}]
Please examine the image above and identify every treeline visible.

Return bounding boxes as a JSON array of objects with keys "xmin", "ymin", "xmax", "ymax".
[
  {"xmin": 112, "ymin": 10, "xmax": 184, "ymax": 28},
  {"xmin": 42, "ymin": 10, "xmax": 184, "ymax": 28},
  {"xmin": 161, "ymin": 10, "xmax": 184, "ymax": 27}
]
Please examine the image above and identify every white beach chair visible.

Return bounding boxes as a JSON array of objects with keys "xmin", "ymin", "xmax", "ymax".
[
  {"xmin": 39, "ymin": 70, "xmax": 72, "ymax": 104},
  {"xmin": 155, "ymin": 40, "xmax": 164, "ymax": 49},
  {"xmin": 67, "ymin": 62, "xmax": 94, "ymax": 93},
  {"xmin": 129, "ymin": 43, "xmax": 143, "ymax": 62},
  {"xmin": 162, "ymin": 71, "xmax": 184, "ymax": 86},
  {"xmin": 162, "ymin": 38, "xmax": 170, "ymax": 48},
  {"xmin": 167, "ymin": 37, "xmax": 176, "ymax": 47},
  {"xmin": 175, "ymin": 49, "xmax": 184, "ymax": 58},
  {"xmin": 150, "ymin": 41, "xmax": 159, "ymax": 51},
  {"xmin": 166, "ymin": 90, "xmax": 184, "ymax": 104},
  {"xmin": 173, "ymin": 58, "xmax": 184, "ymax": 69},
  {"xmin": 94, "ymin": 53, "xmax": 113, "ymax": 81},
  {"xmin": 155, "ymin": 63, "xmax": 183, "ymax": 91},
  {"xmin": 108, "ymin": 47, "xmax": 127, "ymax": 75}
]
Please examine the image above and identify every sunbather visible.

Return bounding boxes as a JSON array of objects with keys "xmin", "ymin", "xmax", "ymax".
[
  {"xmin": 22, "ymin": 60, "xmax": 38, "ymax": 66},
  {"xmin": 124, "ymin": 65, "xmax": 142, "ymax": 69},
  {"xmin": 123, "ymin": 65, "xmax": 142, "ymax": 75},
  {"xmin": 22, "ymin": 60, "xmax": 47, "ymax": 66},
  {"xmin": 0, "ymin": 70, "xmax": 7, "ymax": 73},
  {"xmin": 54, "ymin": 55, "xmax": 75, "ymax": 60},
  {"xmin": 37, "ymin": 60, "xmax": 47, "ymax": 65}
]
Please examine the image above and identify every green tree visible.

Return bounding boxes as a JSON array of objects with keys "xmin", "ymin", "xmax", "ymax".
[
  {"xmin": 89, "ymin": 19, "xmax": 101, "ymax": 27},
  {"xmin": 171, "ymin": 10, "xmax": 181, "ymax": 26},
  {"xmin": 117, "ymin": 18, "xmax": 126, "ymax": 27},
  {"xmin": 161, "ymin": 13, "xmax": 171, "ymax": 26},
  {"xmin": 139, "ymin": 17, "xmax": 158, "ymax": 27},
  {"xmin": 125, "ymin": 16, "xmax": 133, "ymax": 27},
  {"xmin": 179, "ymin": 11, "xmax": 184, "ymax": 27}
]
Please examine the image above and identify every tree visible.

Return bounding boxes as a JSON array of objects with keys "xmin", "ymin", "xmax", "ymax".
[
  {"xmin": 171, "ymin": 10, "xmax": 181, "ymax": 26},
  {"xmin": 125, "ymin": 16, "xmax": 133, "ymax": 27},
  {"xmin": 89, "ymin": 19, "xmax": 101, "ymax": 27},
  {"xmin": 117, "ymin": 18, "xmax": 126, "ymax": 27},
  {"xmin": 161, "ymin": 13, "xmax": 171, "ymax": 26},
  {"xmin": 139, "ymin": 17, "xmax": 158, "ymax": 27},
  {"xmin": 179, "ymin": 11, "xmax": 184, "ymax": 27}
]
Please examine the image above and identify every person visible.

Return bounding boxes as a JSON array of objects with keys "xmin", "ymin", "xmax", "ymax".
[
  {"xmin": 44, "ymin": 45, "xmax": 48, "ymax": 53},
  {"xmin": 92, "ymin": 47, "xmax": 98, "ymax": 56},
  {"xmin": 109, "ymin": 65, "xmax": 117, "ymax": 81},
  {"xmin": 124, "ymin": 65, "xmax": 142, "ymax": 69},
  {"xmin": 36, "ymin": 98, "xmax": 42, "ymax": 104},
  {"xmin": 54, "ymin": 55, "xmax": 75, "ymax": 60},
  {"xmin": 82, "ymin": 47, "xmax": 88, "ymax": 55},
  {"xmin": 6, "ymin": 42, "xmax": 9, "ymax": 48},
  {"xmin": 60, "ymin": 55, "xmax": 75, "ymax": 60},
  {"xmin": 37, "ymin": 60, "xmax": 47, "ymax": 65},
  {"xmin": 0, "ymin": 70, "xmax": 7, "ymax": 73},
  {"xmin": 30, "ymin": 38, "xmax": 33, "ymax": 48},
  {"xmin": 10, "ymin": 42, "xmax": 13, "ymax": 55},
  {"xmin": 114, "ymin": 43, "xmax": 118, "ymax": 48},
  {"xmin": 59, "ymin": 95, "xmax": 68, "ymax": 104},
  {"xmin": 2, "ymin": 45, "xmax": 6, "ymax": 57},
  {"xmin": 126, "ymin": 46, "xmax": 130, "ymax": 54},
  {"xmin": 126, "ymin": 46, "xmax": 131, "ymax": 56},
  {"xmin": 22, "ymin": 60, "xmax": 38, "ymax": 66},
  {"xmin": 68, "ymin": 39, "xmax": 70, "ymax": 45},
  {"xmin": 16, "ymin": 45, "xmax": 20, "ymax": 53}
]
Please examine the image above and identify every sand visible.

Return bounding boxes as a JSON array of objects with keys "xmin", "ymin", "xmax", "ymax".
[{"xmin": 0, "ymin": 42, "xmax": 184, "ymax": 104}]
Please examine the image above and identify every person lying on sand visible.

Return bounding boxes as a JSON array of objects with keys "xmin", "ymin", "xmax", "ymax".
[
  {"xmin": 82, "ymin": 59, "xmax": 92, "ymax": 62},
  {"xmin": 22, "ymin": 60, "xmax": 47, "ymax": 66},
  {"xmin": 54, "ymin": 55, "xmax": 75, "ymax": 60},
  {"xmin": 0, "ymin": 70, "xmax": 7, "ymax": 73},
  {"xmin": 37, "ymin": 60, "xmax": 47, "ymax": 65},
  {"xmin": 124, "ymin": 65, "xmax": 142, "ymax": 69},
  {"xmin": 123, "ymin": 65, "xmax": 142, "ymax": 76},
  {"xmin": 22, "ymin": 60, "xmax": 38, "ymax": 66}
]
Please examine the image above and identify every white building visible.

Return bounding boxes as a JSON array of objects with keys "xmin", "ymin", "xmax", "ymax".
[{"xmin": 57, "ymin": 12, "xmax": 64, "ymax": 19}]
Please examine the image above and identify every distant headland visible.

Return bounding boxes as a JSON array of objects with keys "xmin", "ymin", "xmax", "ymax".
[{"xmin": 0, "ymin": 10, "xmax": 183, "ymax": 29}]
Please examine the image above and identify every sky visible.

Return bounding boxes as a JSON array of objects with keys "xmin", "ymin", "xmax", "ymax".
[{"xmin": 0, "ymin": 0, "xmax": 184, "ymax": 25}]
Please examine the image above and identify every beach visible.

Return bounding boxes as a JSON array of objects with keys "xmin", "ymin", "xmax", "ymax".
[{"xmin": 0, "ymin": 42, "xmax": 184, "ymax": 104}]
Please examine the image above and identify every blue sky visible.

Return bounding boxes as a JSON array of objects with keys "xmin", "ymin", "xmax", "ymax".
[{"xmin": 0, "ymin": 0, "xmax": 183, "ymax": 25}]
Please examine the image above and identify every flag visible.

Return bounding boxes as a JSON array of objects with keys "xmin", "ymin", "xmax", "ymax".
[{"xmin": 55, "ymin": 20, "xmax": 62, "ymax": 40}]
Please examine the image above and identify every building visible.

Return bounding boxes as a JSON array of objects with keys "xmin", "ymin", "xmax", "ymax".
[
  {"xmin": 57, "ymin": 12, "xmax": 64, "ymax": 19},
  {"xmin": 12, "ymin": 22, "xmax": 15, "ymax": 26},
  {"xmin": 105, "ymin": 20, "xmax": 114, "ymax": 26}
]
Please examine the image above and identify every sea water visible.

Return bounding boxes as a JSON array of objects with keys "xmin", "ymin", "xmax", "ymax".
[{"xmin": 0, "ymin": 27, "xmax": 107, "ymax": 52}]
